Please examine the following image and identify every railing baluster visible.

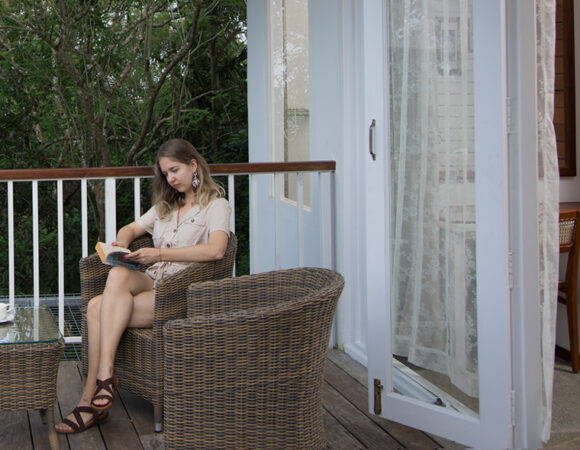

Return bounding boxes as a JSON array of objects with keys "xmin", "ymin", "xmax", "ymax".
[
  {"xmin": 32, "ymin": 180, "xmax": 39, "ymax": 308},
  {"xmin": 57, "ymin": 180, "xmax": 65, "ymax": 334},
  {"xmin": 227, "ymin": 175, "xmax": 236, "ymax": 276},
  {"xmin": 320, "ymin": 172, "xmax": 335, "ymax": 270},
  {"xmin": 275, "ymin": 173, "xmax": 282, "ymax": 270},
  {"xmin": 7, "ymin": 181, "xmax": 14, "ymax": 306},
  {"xmin": 228, "ymin": 175, "xmax": 236, "ymax": 234},
  {"xmin": 297, "ymin": 172, "xmax": 304, "ymax": 268},
  {"xmin": 134, "ymin": 177, "xmax": 141, "ymax": 220},
  {"xmin": 81, "ymin": 179, "xmax": 88, "ymax": 257},
  {"xmin": 251, "ymin": 174, "xmax": 259, "ymax": 274},
  {"xmin": 105, "ymin": 178, "xmax": 116, "ymax": 243}
]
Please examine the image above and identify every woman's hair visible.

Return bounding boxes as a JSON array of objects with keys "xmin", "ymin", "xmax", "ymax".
[{"xmin": 152, "ymin": 138, "xmax": 225, "ymax": 218}]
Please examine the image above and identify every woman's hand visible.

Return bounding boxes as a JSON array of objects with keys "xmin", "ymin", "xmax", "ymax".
[{"xmin": 124, "ymin": 248, "xmax": 160, "ymax": 265}]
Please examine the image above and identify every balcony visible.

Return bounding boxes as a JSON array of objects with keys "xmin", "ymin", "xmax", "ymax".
[
  {"xmin": 0, "ymin": 163, "xmax": 577, "ymax": 449},
  {"xmin": 0, "ymin": 161, "xmax": 443, "ymax": 449}
]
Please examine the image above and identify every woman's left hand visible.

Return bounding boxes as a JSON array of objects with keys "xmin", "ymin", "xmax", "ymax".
[{"xmin": 124, "ymin": 248, "xmax": 160, "ymax": 265}]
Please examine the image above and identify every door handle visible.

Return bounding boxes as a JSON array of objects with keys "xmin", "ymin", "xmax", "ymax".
[{"xmin": 369, "ymin": 119, "xmax": 377, "ymax": 161}]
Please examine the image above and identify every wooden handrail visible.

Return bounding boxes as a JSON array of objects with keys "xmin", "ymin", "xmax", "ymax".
[{"xmin": 0, "ymin": 161, "xmax": 336, "ymax": 181}]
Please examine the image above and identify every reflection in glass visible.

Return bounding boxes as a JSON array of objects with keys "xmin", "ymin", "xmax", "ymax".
[
  {"xmin": 0, "ymin": 307, "xmax": 61, "ymax": 345},
  {"xmin": 388, "ymin": 0, "xmax": 478, "ymax": 414},
  {"xmin": 269, "ymin": 0, "xmax": 310, "ymax": 204}
]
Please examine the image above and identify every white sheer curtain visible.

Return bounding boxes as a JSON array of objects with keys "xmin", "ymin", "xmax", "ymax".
[
  {"xmin": 536, "ymin": 0, "xmax": 558, "ymax": 442},
  {"xmin": 388, "ymin": 0, "xmax": 559, "ymax": 436},
  {"xmin": 389, "ymin": 0, "xmax": 478, "ymax": 398}
]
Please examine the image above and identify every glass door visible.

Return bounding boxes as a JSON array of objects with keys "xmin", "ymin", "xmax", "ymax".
[{"xmin": 365, "ymin": 1, "xmax": 513, "ymax": 447}]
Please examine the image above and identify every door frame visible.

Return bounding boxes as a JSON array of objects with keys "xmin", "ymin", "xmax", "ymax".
[{"xmin": 506, "ymin": 1, "xmax": 544, "ymax": 448}]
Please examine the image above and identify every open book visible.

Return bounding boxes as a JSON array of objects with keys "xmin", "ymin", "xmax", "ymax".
[{"xmin": 95, "ymin": 242, "xmax": 140, "ymax": 270}]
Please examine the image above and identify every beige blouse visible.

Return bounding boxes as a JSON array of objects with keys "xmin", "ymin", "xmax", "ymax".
[{"xmin": 136, "ymin": 197, "xmax": 231, "ymax": 283}]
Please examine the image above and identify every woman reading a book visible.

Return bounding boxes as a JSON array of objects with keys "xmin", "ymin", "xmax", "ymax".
[{"xmin": 56, "ymin": 138, "xmax": 231, "ymax": 434}]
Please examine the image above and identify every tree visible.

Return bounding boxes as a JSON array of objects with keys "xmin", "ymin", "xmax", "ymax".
[{"xmin": 0, "ymin": 0, "xmax": 249, "ymax": 293}]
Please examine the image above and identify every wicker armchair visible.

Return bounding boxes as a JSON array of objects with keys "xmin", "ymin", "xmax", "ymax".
[
  {"xmin": 80, "ymin": 232, "xmax": 237, "ymax": 431},
  {"xmin": 163, "ymin": 267, "xmax": 345, "ymax": 449}
]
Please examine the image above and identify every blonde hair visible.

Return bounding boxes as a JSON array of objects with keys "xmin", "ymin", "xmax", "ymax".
[{"xmin": 152, "ymin": 138, "xmax": 225, "ymax": 218}]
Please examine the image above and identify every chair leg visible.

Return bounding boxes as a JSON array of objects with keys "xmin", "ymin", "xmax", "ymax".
[
  {"xmin": 154, "ymin": 404, "xmax": 163, "ymax": 432},
  {"xmin": 565, "ymin": 293, "xmax": 580, "ymax": 373}
]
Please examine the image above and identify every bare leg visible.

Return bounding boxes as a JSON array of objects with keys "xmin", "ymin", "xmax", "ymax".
[
  {"xmin": 55, "ymin": 295, "xmax": 105, "ymax": 433},
  {"xmin": 94, "ymin": 267, "xmax": 155, "ymax": 384},
  {"xmin": 56, "ymin": 267, "xmax": 154, "ymax": 432}
]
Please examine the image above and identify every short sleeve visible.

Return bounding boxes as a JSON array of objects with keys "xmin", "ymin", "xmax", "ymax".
[
  {"xmin": 206, "ymin": 198, "xmax": 231, "ymax": 234},
  {"xmin": 136, "ymin": 206, "xmax": 157, "ymax": 235}
]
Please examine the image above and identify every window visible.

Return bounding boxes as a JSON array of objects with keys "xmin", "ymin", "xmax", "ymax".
[{"xmin": 268, "ymin": 0, "xmax": 310, "ymax": 204}]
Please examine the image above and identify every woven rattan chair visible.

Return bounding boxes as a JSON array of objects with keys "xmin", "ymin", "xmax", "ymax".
[
  {"xmin": 163, "ymin": 267, "xmax": 345, "ymax": 449},
  {"xmin": 558, "ymin": 210, "xmax": 580, "ymax": 372},
  {"xmin": 80, "ymin": 232, "xmax": 237, "ymax": 431}
]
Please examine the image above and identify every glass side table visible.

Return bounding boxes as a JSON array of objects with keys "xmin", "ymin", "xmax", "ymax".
[{"xmin": 0, "ymin": 306, "xmax": 64, "ymax": 450}]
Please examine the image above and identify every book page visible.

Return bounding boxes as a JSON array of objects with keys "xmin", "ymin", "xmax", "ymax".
[{"xmin": 95, "ymin": 242, "xmax": 139, "ymax": 269}]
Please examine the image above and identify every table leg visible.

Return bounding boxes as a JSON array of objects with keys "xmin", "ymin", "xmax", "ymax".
[{"xmin": 40, "ymin": 408, "xmax": 60, "ymax": 450}]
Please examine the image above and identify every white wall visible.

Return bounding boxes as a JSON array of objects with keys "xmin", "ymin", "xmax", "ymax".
[
  {"xmin": 556, "ymin": 4, "xmax": 580, "ymax": 349},
  {"xmin": 309, "ymin": 0, "xmax": 368, "ymax": 364}
]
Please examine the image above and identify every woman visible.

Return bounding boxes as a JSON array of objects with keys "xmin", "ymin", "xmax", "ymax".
[{"xmin": 56, "ymin": 138, "xmax": 231, "ymax": 433}]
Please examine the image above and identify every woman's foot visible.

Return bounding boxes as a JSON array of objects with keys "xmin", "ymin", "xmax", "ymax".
[
  {"xmin": 91, "ymin": 374, "xmax": 119, "ymax": 410},
  {"xmin": 56, "ymin": 405, "xmax": 108, "ymax": 434}
]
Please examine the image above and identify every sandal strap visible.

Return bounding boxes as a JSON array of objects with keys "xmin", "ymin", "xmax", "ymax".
[
  {"xmin": 91, "ymin": 375, "xmax": 118, "ymax": 409},
  {"xmin": 61, "ymin": 406, "xmax": 95, "ymax": 432},
  {"xmin": 95, "ymin": 376, "xmax": 117, "ymax": 396},
  {"xmin": 92, "ymin": 393, "xmax": 114, "ymax": 403}
]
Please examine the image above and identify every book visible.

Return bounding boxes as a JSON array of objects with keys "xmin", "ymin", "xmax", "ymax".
[{"xmin": 95, "ymin": 242, "xmax": 140, "ymax": 270}]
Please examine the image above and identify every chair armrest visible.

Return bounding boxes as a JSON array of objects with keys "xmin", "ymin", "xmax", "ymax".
[
  {"xmin": 155, "ymin": 233, "xmax": 237, "ymax": 328},
  {"xmin": 153, "ymin": 263, "xmax": 232, "ymax": 329},
  {"xmin": 153, "ymin": 263, "xmax": 205, "ymax": 328},
  {"xmin": 129, "ymin": 234, "xmax": 154, "ymax": 251}
]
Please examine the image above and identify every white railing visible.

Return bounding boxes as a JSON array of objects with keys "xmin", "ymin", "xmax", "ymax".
[{"xmin": 0, "ymin": 162, "xmax": 336, "ymax": 344}]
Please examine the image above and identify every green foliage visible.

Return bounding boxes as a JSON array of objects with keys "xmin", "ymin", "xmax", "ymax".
[{"xmin": 0, "ymin": 0, "xmax": 249, "ymax": 295}]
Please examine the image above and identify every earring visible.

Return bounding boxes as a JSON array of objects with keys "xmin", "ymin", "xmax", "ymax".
[{"xmin": 192, "ymin": 170, "xmax": 200, "ymax": 189}]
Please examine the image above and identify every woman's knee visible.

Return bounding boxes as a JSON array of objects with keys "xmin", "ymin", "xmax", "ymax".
[
  {"xmin": 87, "ymin": 295, "xmax": 102, "ymax": 322},
  {"xmin": 106, "ymin": 266, "xmax": 132, "ymax": 284}
]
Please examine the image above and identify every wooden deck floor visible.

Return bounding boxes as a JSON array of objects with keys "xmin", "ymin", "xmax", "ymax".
[{"xmin": 0, "ymin": 350, "xmax": 453, "ymax": 450}]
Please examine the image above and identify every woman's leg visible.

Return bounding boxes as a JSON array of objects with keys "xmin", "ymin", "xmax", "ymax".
[
  {"xmin": 55, "ymin": 295, "xmax": 105, "ymax": 433},
  {"xmin": 92, "ymin": 266, "xmax": 154, "ymax": 405},
  {"xmin": 83, "ymin": 294, "xmax": 107, "ymax": 397},
  {"xmin": 56, "ymin": 267, "xmax": 154, "ymax": 432}
]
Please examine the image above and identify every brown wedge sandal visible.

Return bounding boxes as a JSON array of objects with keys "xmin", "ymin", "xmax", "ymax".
[
  {"xmin": 56, "ymin": 406, "xmax": 109, "ymax": 434},
  {"xmin": 91, "ymin": 375, "xmax": 119, "ymax": 411}
]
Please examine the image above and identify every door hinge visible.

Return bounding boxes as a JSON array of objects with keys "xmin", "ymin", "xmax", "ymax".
[{"xmin": 374, "ymin": 378, "xmax": 384, "ymax": 415}]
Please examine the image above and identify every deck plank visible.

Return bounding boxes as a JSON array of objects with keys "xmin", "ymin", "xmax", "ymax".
[
  {"xmin": 55, "ymin": 361, "xmax": 106, "ymax": 450},
  {"xmin": 117, "ymin": 388, "xmax": 165, "ymax": 449},
  {"xmin": 323, "ymin": 382, "xmax": 402, "ymax": 448},
  {"xmin": 5, "ymin": 353, "xmax": 461, "ymax": 449},
  {"xmin": 98, "ymin": 395, "xmax": 143, "ymax": 450},
  {"xmin": 323, "ymin": 409, "xmax": 366, "ymax": 449},
  {"xmin": 28, "ymin": 405, "xmax": 69, "ymax": 450},
  {"xmin": 0, "ymin": 410, "xmax": 33, "ymax": 450},
  {"xmin": 324, "ymin": 358, "xmax": 442, "ymax": 448}
]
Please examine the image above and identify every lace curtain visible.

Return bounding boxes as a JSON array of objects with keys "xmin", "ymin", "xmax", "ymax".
[
  {"xmin": 536, "ymin": 0, "xmax": 558, "ymax": 442},
  {"xmin": 389, "ymin": 0, "xmax": 478, "ymax": 398},
  {"xmin": 388, "ymin": 0, "xmax": 559, "ymax": 439}
]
